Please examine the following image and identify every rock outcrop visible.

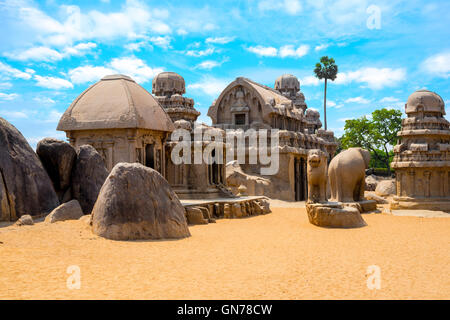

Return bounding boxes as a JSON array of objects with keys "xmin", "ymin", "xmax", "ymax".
[
  {"xmin": 306, "ymin": 203, "xmax": 367, "ymax": 228},
  {"xmin": 45, "ymin": 200, "xmax": 84, "ymax": 223},
  {"xmin": 365, "ymin": 175, "xmax": 378, "ymax": 191},
  {"xmin": 71, "ymin": 145, "xmax": 108, "ymax": 214},
  {"xmin": 91, "ymin": 163, "xmax": 190, "ymax": 240},
  {"xmin": 375, "ymin": 180, "xmax": 396, "ymax": 197},
  {"xmin": 15, "ymin": 215, "xmax": 34, "ymax": 226},
  {"xmin": 36, "ymin": 138, "xmax": 77, "ymax": 202},
  {"xmin": 0, "ymin": 117, "xmax": 59, "ymax": 221}
]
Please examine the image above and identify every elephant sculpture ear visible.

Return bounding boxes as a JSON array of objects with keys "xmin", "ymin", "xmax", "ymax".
[{"xmin": 361, "ymin": 149, "xmax": 371, "ymax": 168}]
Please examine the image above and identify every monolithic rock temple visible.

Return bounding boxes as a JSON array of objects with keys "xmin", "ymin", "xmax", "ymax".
[
  {"xmin": 391, "ymin": 89, "xmax": 450, "ymax": 210},
  {"xmin": 208, "ymin": 74, "xmax": 338, "ymax": 200},
  {"xmin": 57, "ymin": 72, "xmax": 338, "ymax": 202}
]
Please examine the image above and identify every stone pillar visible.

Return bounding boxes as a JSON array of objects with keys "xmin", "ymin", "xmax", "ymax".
[
  {"xmin": 396, "ymin": 172, "xmax": 402, "ymax": 197},
  {"xmin": 408, "ymin": 170, "xmax": 415, "ymax": 197},
  {"xmin": 424, "ymin": 171, "xmax": 431, "ymax": 198}
]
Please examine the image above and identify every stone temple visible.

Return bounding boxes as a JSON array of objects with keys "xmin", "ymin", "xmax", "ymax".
[
  {"xmin": 208, "ymin": 74, "xmax": 338, "ymax": 201},
  {"xmin": 58, "ymin": 73, "xmax": 231, "ymax": 200},
  {"xmin": 57, "ymin": 74, "xmax": 174, "ymax": 173},
  {"xmin": 58, "ymin": 72, "xmax": 337, "ymax": 203},
  {"xmin": 391, "ymin": 89, "xmax": 450, "ymax": 210}
]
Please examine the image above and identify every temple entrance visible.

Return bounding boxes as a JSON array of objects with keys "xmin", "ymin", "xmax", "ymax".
[
  {"xmin": 145, "ymin": 144, "xmax": 155, "ymax": 169},
  {"xmin": 210, "ymin": 149, "xmax": 219, "ymax": 184},
  {"xmin": 294, "ymin": 157, "xmax": 307, "ymax": 201}
]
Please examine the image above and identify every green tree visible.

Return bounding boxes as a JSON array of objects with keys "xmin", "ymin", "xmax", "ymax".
[
  {"xmin": 340, "ymin": 108, "xmax": 402, "ymax": 174},
  {"xmin": 314, "ymin": 56, "xmax": 338, "ymax": 130}
]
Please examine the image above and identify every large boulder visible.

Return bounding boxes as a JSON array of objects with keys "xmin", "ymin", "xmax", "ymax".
[
  {"xmin": 0, "ymin": 117, "xmax": 59, "ymax": 221},
  {"xmin": 375, "ymin": 180, "xmax": 396, "ymax": 197},
  {"xmin": 365, "ymin": 175, "xmax": 378, "ymax": 191},
  {"xmin": 45, "ymin": 200, "xmax": 83, "ymax": 223},
  {"xmin": 91, "ymin": 163, "xmax": 190, "ymax": 240},
  {"xmin": 306, "ymin": 203, "xmax": 367, "ymax": 228},
  {"xmin": 71, "ymin": 145, "xmax": 108, "ymax": 214},
  {"xmin": 36, "ymin": 138, "xmax": 76, "ymax": 201}
]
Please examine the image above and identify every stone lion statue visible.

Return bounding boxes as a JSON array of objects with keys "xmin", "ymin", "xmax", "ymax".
[
  {"xmin": 328, "ymin": 147, "xmax": 370, "ymax": 202},
  {"xmin": 307, "ymin": 149, "xmax": 328, "ymax": 203}
]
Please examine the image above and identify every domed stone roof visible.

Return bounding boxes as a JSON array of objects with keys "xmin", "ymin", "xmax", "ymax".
[
  {"xmin": 274, "ymin": 74, "xmax": 300, "ymax": 92},
  {"xmin": 152, "ymin": 72, "xmax": 186, "ymax": 96},
  {"xmin": 405, "ymin": 89, "xmax": 445, "ymax": 115},
  {"xmin": 57, "ymin": 74, "xmax": 174, "ymax": 132}
]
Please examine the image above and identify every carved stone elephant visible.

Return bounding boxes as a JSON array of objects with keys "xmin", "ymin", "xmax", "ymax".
[
  {"xmin": 307, "ymin": 149, "xmax": 328, "ymax": 203},
  {"xmin": 328, "ymin": 147, "xmax": 370, "ymax": 202}
]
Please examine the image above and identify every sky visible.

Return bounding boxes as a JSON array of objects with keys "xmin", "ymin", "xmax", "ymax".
[{"xmin": 0, "ymin": 0, "xmax": 449, "ymax": 148}]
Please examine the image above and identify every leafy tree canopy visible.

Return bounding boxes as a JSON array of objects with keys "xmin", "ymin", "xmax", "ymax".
[
  {"xmin": 340, "ymin": 108, "xmax": 402, "ymax": 173},
  {"xmin": 314, "ymin": 56, "xmax": 338, "ymax": 81}
]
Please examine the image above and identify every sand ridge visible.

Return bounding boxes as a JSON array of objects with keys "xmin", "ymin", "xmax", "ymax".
[{"xmin": 0, "ymin": 205, "xmax": 449, "ymax": 299}]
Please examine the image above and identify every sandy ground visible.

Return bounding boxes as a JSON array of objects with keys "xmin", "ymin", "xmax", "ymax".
[{"xmin": 0, "ymin": 203, "xmax": 449, "ymax": 300}]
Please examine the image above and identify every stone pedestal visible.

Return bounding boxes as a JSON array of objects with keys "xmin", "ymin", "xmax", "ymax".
[{"xmin": 306, "ymin": 202, "xmax": 367, "ymax": 228}]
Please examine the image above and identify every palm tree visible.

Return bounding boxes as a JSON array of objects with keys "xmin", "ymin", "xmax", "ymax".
[{"xmin": 314, "ymin": 56, "xmax": 338, "ymax": 130}]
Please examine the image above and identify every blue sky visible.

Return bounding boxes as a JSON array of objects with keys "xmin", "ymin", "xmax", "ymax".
[{"xmin": 0, "ymin": 0, "xmax": 449, "ymax": 148}]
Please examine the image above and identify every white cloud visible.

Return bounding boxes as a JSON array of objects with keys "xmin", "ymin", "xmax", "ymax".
[
  {"xmin": 109, "ymin": 57, "xmax": 163, "ymax": 83},
  {"xmin": 69, "ymin": 66, "xmax": 115, "ymax": 84},
  {"xmin": 185, "ymin": 47, "xmax": 215, "ymax": 57},
  {"xmin": 421, "ymin": 52, "xmax": 450, "ymax": 78},
  {"xmin": 176, "ymin": 28, "xmax": 188, "ymax": 36},
  {"xmin": 247, "ymin": 45, "xmax": 309, "ymax": 58},
  {"xmin": 380, "ymin": 96, "xmax": 400, "ymax": 103},
  {"xmin": 335, "ymin": 67, "xmax": 406, "ymax": 89},
  {"xmin": 9, "ymin": 1, "xmax": 172, "ymax": 48},
  {"xmin": 195, "ymin": 60, "xmax": 222, "ymax": 70},
  {"xmin": 33, "ymin": 97, "xmax": 56, "ymax": 105},
  {"xmin": 69, "ymin": 57, "xmax": 163, "ymax": 84},
  {"xmin": 246, "ymin": 45, "xmax": 278, "ymax": 57},
  {"xmin": 279, "ymin": 45, "xmax": 309, "ymax": 58},
  {"xmin": 63, "ymin": 42, "xmax": 97, "ymax": 56},
  {"xmin": 34, "ymin": 75, "xmax": 73, "ymax": 89},
  {"xmin": 258, "ymin": 0, "xmax": 302, "ymax": 15},
  {"xmin": 0, "ymin": 93, "xmax": 19, "ymax": 100},
  {"xmin": 5, "ymin": 46, "xmax": 63, "ymax": 62},
  {"xmin": 44, "ymin": 110, "xmax": 63, "ymax": 123},
  {"xmin": 125, "ymin": 41, "xmax": 151, "ymax": 52},
  {"xmin": 149, "ymin": 36, "xmax": 172, "ymax": 49},
  {"xmin": 5, "ymin": 42, "xmax": 97, "ymax": 62},
  {"xmin": 0, "ymin": 62, "xmax": 33, "ymax": 80},
  {"xmin": 345, "ymin": 96, "xmax": 371, "ymax": 104},
  {"xmin": 205, "ymin": 36, "xmax": 235, "ymax": 44},
  {"xmin": 0, "ymin": 110, "xmax": 27, "ymax": 118},
  {"xmin": 0, "ymin": 82, "xmax": 13, "ymax": 90},
  {"xmin": 187, "ymin": 77, "xmax": 229, "ymax": 97},
  {"xmin": 315, "ymin": 44, "xmax": 329, "ymax": 51},
  {"xmin": 299, "ymin": 75, "xmax": 320, "ymax": 86}
]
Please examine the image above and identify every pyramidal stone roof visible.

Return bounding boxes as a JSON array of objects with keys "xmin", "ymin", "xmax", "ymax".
[{"xmin": 57, "ymin": 74, "xmax": 174, "ymax": 132}]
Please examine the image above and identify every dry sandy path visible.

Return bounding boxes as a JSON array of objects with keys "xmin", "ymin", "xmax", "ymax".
[{"xmin": 0, "ymin": 206, "xmax": 449, "ymax": 299}]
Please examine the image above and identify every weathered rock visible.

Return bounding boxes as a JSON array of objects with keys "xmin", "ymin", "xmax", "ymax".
[
  {"xmin": 36, "ymin": 138, "xmax": 76, "ymax": 200},
  {"xmin": 0, "ymin": 117, "xmax": 59, "ymax": 221},
  {"xmin": 365, "ymin": 175, "xmax": 378, "ymax": 191},
  {"xmin": 365, "ymin": 192, "xmax": 388, "ymax": 204},
  {"xmin": 375, "ymin": 180, "xmax": 396, "ymax": 197},
  {"xmin": 91, "ymin": 163, "xmax": 190, "ymax": 240},
  {"xmin": 79, "ymin": 214, "xmax": 92, "ymax": 225},
  {"xmin": 71, "ymin": 145, "xmax": 108, "ymax": 214},
  {"xmin": 306, "ymin": 203, "xmax": 367, "ymax": 228},
  {"xmin": 15, "ymin": 214, "xmax": 34, "ymax": 226},
  {"xmin": 45, "ymin": 200, "xmax": 84, "ymax": 223},
  {"xmin": 186, "ymin": 207, "xmax": 208, "ymax": 225}
]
